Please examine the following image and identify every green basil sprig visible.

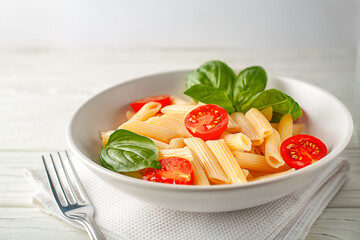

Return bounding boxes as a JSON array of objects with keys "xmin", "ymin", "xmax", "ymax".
[
  {"xmin": 184, "ymin": 60, "xmax": 302, "ymax": 122},
  {"xmin": 100, "ymin": 129, "xmax": 160, "ymax": 172},
  {"xmin": 241, "ymin": 89, "xmax": 303, "ymax": 122}
]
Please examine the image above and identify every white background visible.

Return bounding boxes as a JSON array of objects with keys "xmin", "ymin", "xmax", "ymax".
[{"xmin": 0, "ymin": 0, "xmax": 358, "ymax": 49}]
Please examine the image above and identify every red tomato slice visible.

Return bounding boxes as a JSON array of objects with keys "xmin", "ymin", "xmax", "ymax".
[
  {"xmin": 142, "ymin": 157, "xmax": 194, "ymax": 185},
  {"xmin": 130, "ymin": 95, "xmax": 171, "ymax": 112},
  {"xmin": 184, "ymin": 104, "xmax": 228, "ymax": 141},
  {"xmin": 280, "ymin": 134, "xmax": 327, "ymax": 170}
]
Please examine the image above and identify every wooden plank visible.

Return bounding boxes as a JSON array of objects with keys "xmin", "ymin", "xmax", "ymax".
[
  {"xmin": 306, "ymin": 208, "xmax": 360, "ymax": 240},
  {"xmin": 0, "ymin": 207, "xmax": 88, "ymax": 240}
]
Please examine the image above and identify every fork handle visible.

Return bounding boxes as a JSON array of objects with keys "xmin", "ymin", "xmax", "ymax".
[{"xmin": 77, "ymin": 217, "xmax": 106, "ymax": 240}]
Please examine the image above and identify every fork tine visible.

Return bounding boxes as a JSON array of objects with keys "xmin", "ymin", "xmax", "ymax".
[
  {"xmin": 64, "ymin": 151, "xmax": 90, "ymax": 203},
  {"xmin": 57, "ymin": 152, "xmax": 78, "ymax": 204},
  {"xmin": 49, "ymin": 153, "xmax": 70, "ymax": 206},
  {"xmin": 42, "ymin": 155, "xmax": 67, "ymax": 207}
]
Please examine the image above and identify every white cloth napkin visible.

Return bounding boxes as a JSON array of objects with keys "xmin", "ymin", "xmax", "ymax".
[{"xmin": 24, "ymin": 156, "xmax": 349, "ymax": 240}]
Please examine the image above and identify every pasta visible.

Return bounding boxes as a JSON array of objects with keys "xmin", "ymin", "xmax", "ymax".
[
  {"xmin": 184, "ymin": 137, "xmax": 230, "ymax": 184},
  {"xmin": 264, "ymin": 129, "xmax": 285, "ymax": 168},
  {"xmin": 206, "ymin": 139, "xmax": 247, "ymax": 184},
  {"xmin": 119, "ymin": 120, "xmax": 179, "ymax": 143},
  {"xmin": 245, "ymin": 108, "xmax": 273, "ymax": 139},
  {"xmin": 278, "ymin": 113, "xmax": 293, "ymax": 142},
  {"xmin": 260, "ymin": 107, "xmax": 273, "ymax": 122},
  {"xmin": 146, "ymin": 116, "xmax": 192, "ymax": 138},
  {"xmin": 221, "ymin": 132, "xmax": 252, "ymax": 151},
  {"xmin": 231, "ymin": 112, "xmax": 264, "ymax": 146},
  {"xmin": 169, "ymin": 138, "xmax": 186, "ymax": 149},
  {"xmin": 128, "ymin": 102, "xmax": 161, "ymax": 122},
  {"xmin": 101, "ymin": 94, "xmax": 306, "ymax": 185}
]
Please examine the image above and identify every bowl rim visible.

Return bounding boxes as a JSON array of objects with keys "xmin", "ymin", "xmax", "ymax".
[{"xmin": 66, "ymin": 69, "xmax": 354, "ymax": 191}]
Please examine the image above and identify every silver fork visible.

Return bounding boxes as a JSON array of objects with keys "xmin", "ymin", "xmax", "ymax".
[{"xmin": 42, "ymin": 151, "xmax": 106, "ymax": 240}]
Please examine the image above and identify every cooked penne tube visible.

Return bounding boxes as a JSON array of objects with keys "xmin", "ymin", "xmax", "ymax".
[
  {"xmin": 271, "ymin": 123, "xmax": 305, "ymax": 135},
  {"xmin": 126, "ymin": 110, "xmax": 135, "ymax": 120},
  {"xmin": 242, "ymin": 169, "xmax": 249, "ymax": 178},
  {"xmin": 184, "ymin": 138, "xmax": 230, "ymax": 184},
  {"xmin": 233, "ymin": 151, "xmax": 278, "ymax": 173},
  {"xmin": 158, "ymin": 148, "xmax": 193, "ymax": 161},
  {"xmin": 245, "ymin": 108, "xmax": 273, "ymax": 139},
  {"xmin": 231, "ymin": 112, "xmax": 263, "ymax": 146},
  {"xmin": 186, "ymin": 147, "xmax": 210, "ymax": 185},
  {"xmin": 221, "ymin": 132, "xmax": 252, "ymax": 151},
  {"xmin": 264, "ymin": 129, "xmax": 285, "ymax": 168},
  {"xmin": 99, "ymin": 130, "xmax": 115, "ymax": 145},
  {"xmin": 161, "ymin": 104, "xmax": 198, "ymax": 115},
  {"xmin": 146, "ymin": 116, "xmax": 192, "ymax": 138},
  {"xmin": 292, "ymin": 123, "xmax": 305, "ymax": 135},
  {"xmin": 169, "ymin": 138, "xmax": 186, "ymax": 149},
  {"xmin": 248, "ymin": 168, "xmax": 295, "ymax": 181},
  {"xmin": 227, "ymin": 115, "xmax": 242, "ymax": 133},
  {"xmin": 161, "ymin": 113, "xmax": 187, "ymax": 123},
  {"xmin": 279, "ymin": 114, "xmax": 293, "ymax": 142},
  {"xmin": 128, "ymin": 102, "xmax": 162, "ymax": 122},
  {"xmin": 119, "ymin": 120, "xmax": 179, "ymax": 143},
  {"xmin": 149, "ymin": 138, "xmax": 169, "ymax": 150},
  {"xmin": 170, "ymin": 95, "xmax": 193, "ymax": 105},
  {"xmin": 260, "ymin": 107, "xmax": 273, "ymax": 122},
  {"xmin": 206, "ymin": 139, "xmax": 247, "ymax": 184}
]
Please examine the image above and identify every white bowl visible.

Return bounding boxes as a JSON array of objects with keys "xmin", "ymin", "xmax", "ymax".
[{"xmin": 66, "ymin": 70, "xmax": 353, "ymax": 212}]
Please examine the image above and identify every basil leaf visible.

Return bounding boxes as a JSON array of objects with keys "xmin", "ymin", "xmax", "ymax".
[
  {"xmin": 99, "ymin": 129, "xmax": 160, "ymax": 172},
  {"xmin": 185, "ymin": 60, "xmax": 236, "ymax": 99},
  {"xmin": 233, "ymin": 66, "xmax": 267, "ymax": 111},
  {"xmin": 241, "ymin": 89, "xmax": 302, "ymax": 122},
  {"xmin": 184, "ymin": 84, "xmax": 235, "ymax": 114}
]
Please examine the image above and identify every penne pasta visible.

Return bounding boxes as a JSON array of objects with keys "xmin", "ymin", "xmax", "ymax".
[
  {"xmin": 293, "ymin": 123, "xmax": 305, "ymax": 135},
  {"xmin": 264, "ymin": 129, "xmax": 285, "ymax": 168},
  {"xmin": 279, "ymin": 114, "xmax": 293, "ymax": 142},
  {"xmin": 271, "ymin": 123, "xmax": 305, "ymax": 135},
  {"xmin": 221, "ymin": 132, "xmax": 252, "ymax": 151},
  {"xmin": 186, "ymin": 147, "xmax": 210, "ymax": 185},
  {"xmin": 260, "ymin": 107, "xmax": 273, "ymax": 122},
  {"xmin": 161, "ymin": 113, "xmax": 187, "ymax": 123},
  {"xmin": 149, "ymin": 138, "xmax": 169, "ymax": 150},
  {"xmin": 169, "ymin": 138, "xmax": 186, "ymax": 149},
  {"xmin": 206, "ymin": 139, "xmax": 247, "ymax": 184},
  {"xmin": 119, "ymin": 120, "xmax": 179, "ymax": 143},
  {"xmin": 227, "ymin": 115, "xmax": 242, "ymax": 133},
  {"xmin": 170, "ymin": 95, "xmax": 193, "ymax": 105},
  {"xmin": 158, "ymin": 148, "xmax": 193, "ymax": 162},
  {"xmin": 128, "ymin": 102, "xmax": 162, "ymax": 122},
  {"xmin": 245, "ymin": 108, "xmax": 273, "ymax": 139},
  {"xmin": 231, "ymin": 112, "xmax": 263, "ymax": 146},
  {"xmin": 184, "ymin": 138, "xmax": 230, "ymax": 184},
  {"xmin": 99, "ymin": 130, "xmax": 115, "ymax": 145},
  {"xmin": 146, "ymin": 116, "xmax": 192, "ymax": 138},
  {"xmin": 161, "ymin": 104, "xmax": 198, "ymax": 115},
  {"xmin": 233, "ymin": 151, "xmax": 278, "ymax": 173},
  {"xmin": 126, "ymin": 110, "xmax": 135, "ymax": 120}
]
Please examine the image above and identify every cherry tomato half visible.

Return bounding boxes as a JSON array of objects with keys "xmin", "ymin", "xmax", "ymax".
[
  {"xmin": 130, "ymin": 95, "xmax": 171, "ymax": 112},
  {"xmin": 280, "ymin": 134, "xmax": 327, "ymax": 170},
  {"xmin": 184, "ymin": 104, "xmax": 228, "ymax": 141},
  {"xmin": 143, "ymin": 157, "xmax": 194, "ymax": 185}
]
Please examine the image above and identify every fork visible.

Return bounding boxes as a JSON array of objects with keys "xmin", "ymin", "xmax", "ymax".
[{"xmin": 42, "ymin": 151, "xmax": 106, "ymax": 240}]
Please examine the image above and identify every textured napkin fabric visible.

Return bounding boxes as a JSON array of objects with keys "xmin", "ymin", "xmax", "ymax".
[{"xmin": 25, "ymin": 156, "xmax": 349, "ymax": 240}]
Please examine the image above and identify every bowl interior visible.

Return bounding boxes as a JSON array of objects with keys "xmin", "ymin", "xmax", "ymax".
[{"xmin": 68, "ymin": 70, "xmax": 353, "ymax": 178}]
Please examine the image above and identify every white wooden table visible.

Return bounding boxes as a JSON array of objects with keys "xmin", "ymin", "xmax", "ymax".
[{"xmin": 1, "ymin": 48, "xmax": 359, "ymax": 239}]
